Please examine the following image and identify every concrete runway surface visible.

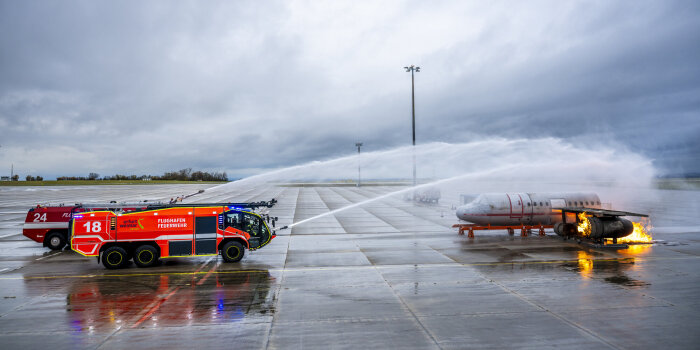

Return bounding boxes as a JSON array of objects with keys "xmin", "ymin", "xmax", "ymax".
[{"xmin": 0, "ymin": 184, "xmax": 699, "ymax": 349}]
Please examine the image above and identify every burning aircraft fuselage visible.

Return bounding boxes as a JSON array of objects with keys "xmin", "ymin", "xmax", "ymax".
[
  {"xmin": 456, "ymin": 192, "xmax": 602, "ymax": 226},
  {"xmin": 456, "ymin": 192, "xmax": 648, "ymax": 241}
]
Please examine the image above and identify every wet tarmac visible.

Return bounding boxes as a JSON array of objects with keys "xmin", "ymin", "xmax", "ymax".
[{"xmin": 1, "ymin": 184, "xmax": 699, "ymax": 349}]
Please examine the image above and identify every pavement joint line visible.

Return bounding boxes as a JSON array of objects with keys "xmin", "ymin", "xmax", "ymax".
[
  {"xmin": 131, "ymin": 285, "xmax": 182, "ymax": 328},
  {"xmin": 195, "ymin": 258, "xmax": 218, "ymax": 286},
  {"xmin": 268, "ymin": 311, "xmax": 547, "ymax": 325},
  {"xmin": 376, "ymin": 263, "xmax": 444, "ymax": 350},
  {"xmin": 0, "ymin": 287, "xmax": 57, "ymax": 319},
  {"xmin": 484, "ymin": 273, "xmax": 621, "ymax": 349},
  {"xmin": 326, "ymin": 187, "xmax": 401, "ymax": 233},
  {"xmin": 374, "ymin": 193, "xmax": 455, "ymax": 229},
  {"xmin": 3, "ymin": 254, "xmax": 699, "ymax": 280},
  {"xmin": 95, "ymin": 325, "xmax": 124, "ymax": 350},
  {"xmin": 193, "ymin": 256, "xmax": 215, "ymax": 274},
  {"xmin": 0, "ymin": 233, "xmax": 20, "ymax": 239},
  {"xmin": 335, "ymin": 196, "xmax": 448, "ymax": 350},
  {"xmin": 264, "ymin": 187, "xmax": 297, "ymax": 350},
  {"xmin": 330, "ymin": 189, "xmax": 446, "ymax": 349}
]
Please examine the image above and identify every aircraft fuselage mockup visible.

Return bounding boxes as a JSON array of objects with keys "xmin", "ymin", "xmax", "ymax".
[{"xmin": 456, "ymin": 192, "xmax": 602, "ymax": 226}]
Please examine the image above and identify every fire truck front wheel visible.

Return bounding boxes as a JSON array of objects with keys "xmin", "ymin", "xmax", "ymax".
[
  {"xmin": 222, "ymin": 241, "xmax": 245, "ymax": 263},
  {"xmin": 102, "ymin": 246, "xmax": 129, "ymax": 269},
  {"xmin": 45, "ymin": 232, "xmax": 66, "ymax": 250},
  {"xmin": 133, "ymin": 245, "xmax": 159, "ymax": 268}
]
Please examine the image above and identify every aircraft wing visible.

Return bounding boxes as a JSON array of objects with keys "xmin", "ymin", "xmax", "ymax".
[{"xmin": 558, "ymin": 207, "xmax": 648, "ymax": 218}]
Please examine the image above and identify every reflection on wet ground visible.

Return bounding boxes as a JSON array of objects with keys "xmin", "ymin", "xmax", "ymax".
[
  {"xmin": 1, "ymin": 185, "xmax": 699, "ymax": 349},
  {"xmin": 567, "ymin": 250, "xmax": 649, "ymax": 287},
  {"xmin": 59, "ymin": 269, "xmax": 274, "ymax": 331}
]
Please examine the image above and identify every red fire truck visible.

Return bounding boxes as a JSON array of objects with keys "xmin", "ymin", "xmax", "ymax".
[
  {"xmin": 23, "ymin": 203, "xmax": 150, "ymax": 251},
  {"xmin": 70, "ymin": 202, "xmax": 277, "ymax": 269}
]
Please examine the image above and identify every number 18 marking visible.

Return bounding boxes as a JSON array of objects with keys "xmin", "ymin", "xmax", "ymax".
[{"xmin": 82, "ymin": 221, "xmax": 102, "ymax": 233}]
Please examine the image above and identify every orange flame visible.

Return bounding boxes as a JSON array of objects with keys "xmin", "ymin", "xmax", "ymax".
[
  {"xmin": 618, "ymin": 219, "xmax": 653, "ymax": 244},
  {"xmin": 577, "ymin": 251, "xmax": 593, "ymax": 279},
  {"xmin": 618, "ymin": 244, "xmax": 652, "ymax": 255},
  {"xmin": 577, "ymin": 212, "xmax": 590, "ymax": 237}
]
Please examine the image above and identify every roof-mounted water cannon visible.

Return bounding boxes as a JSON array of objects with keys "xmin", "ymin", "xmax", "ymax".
[{"xmin": 159, "ymin": 198, "xmax": 277, "ymax": 210}]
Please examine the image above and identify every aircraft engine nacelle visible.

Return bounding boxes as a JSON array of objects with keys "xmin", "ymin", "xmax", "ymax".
[
  {"xmin": 554, "ymin": 217, "xmax": 634, "ymax": 239},
  {"xmin": 587, "ymin": 217, "xmax": 634, "ymax": 239},
  {"xmin": 553, "ymin": 223, "xmax": 576, "ymax": 237}
]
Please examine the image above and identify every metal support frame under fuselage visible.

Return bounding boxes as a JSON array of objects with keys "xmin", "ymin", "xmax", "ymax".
[{"xmin": 452, "ymin": 224, "xmax": 552, "ymax": 238}]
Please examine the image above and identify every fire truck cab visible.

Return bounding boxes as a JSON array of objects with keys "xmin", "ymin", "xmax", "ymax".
[{"xmin": 71, "ymin": 204, "xmax": 275, "ymax": 269}]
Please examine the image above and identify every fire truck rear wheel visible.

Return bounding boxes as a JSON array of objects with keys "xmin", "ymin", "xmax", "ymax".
[
  {"xmin": 134, "ymin": 245, "xmax": 159, "ymax": 268},
  {"xmin": 102, "ymin": 246, "xmax": 129, "ymax": 269},
  {"xmin": 46, "ymin": 232, "xmax": 66, "ymax": 250},
  {"xmin": 222, "ymin": 241, "xmax": 245, "ymax": 263}
]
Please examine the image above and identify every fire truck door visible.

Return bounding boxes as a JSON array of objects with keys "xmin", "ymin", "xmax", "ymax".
[{"xmin": 194, "ymin": 216, "xmax": 217, "ymax": 255}]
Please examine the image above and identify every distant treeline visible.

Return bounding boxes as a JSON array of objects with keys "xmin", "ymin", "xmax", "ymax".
[{"xmin": 53, "ymin": 168, "xmax": 228, "ymax": 181}]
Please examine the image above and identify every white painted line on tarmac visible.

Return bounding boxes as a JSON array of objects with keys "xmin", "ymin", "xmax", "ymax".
[
  {"xmin": 0, "ymin": 266, "xmax": 21, "ymax": 274},
  {"xmin": 35, "ymin": 251, "xmax": 62, "ymax": 261}
]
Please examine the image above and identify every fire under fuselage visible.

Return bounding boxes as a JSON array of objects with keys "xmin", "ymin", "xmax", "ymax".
[{"xmin": 456, "ymin": 193, "xmax": 601, "ymax": 226}]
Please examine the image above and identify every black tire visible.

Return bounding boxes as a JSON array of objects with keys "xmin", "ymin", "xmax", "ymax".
[
  {"xmin": 133, "ymin": 245, "xmax": 159, "ymax": 268},
  {"xmin": 102, "ymin": 246, "xmax": 129, "ymax": 269},
  {"xmin": 221, "ymin": 241, "xmax": 245, "ymax": 263},
  {"xmin": 46, "ymin": 232, "xmax": 66, "ymax": 250}
]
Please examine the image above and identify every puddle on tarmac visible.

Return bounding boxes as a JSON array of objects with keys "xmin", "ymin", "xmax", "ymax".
[
  {"xmin": 472, "ymin": 245, "xmax": 652, "ymax": 289},
  {"xmin": 563, "ymin": 250, "xmax": 650, "ymax": 288},
  {"xmin": 27, "ymin": 269, "xmax": 276, "ymax": 332},
  {"xmin": 604, "ymin": 275, "xmax": 650, "ymax": 287}
]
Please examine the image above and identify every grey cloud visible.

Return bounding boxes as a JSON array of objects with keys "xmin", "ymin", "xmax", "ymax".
[{"xmin": 0, "ymin": 0, "xmax": 698, "ymax": 179}]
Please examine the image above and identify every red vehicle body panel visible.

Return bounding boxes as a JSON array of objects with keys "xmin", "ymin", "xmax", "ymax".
[
  {"xmin": 23, "ymin": 205, "xmax": 146, "ymax": 248},
  {"xmin": 23, "ymin": 206, "xmax": 83, "ymax": 244},
  {"xmin": 71, "ymin": 206, "xmax": 273, "ymax": 259}
]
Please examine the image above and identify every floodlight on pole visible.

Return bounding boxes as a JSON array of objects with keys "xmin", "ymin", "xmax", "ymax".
[
  {"xmin": 404, "ymin": 65, "xmax": 420, "ymax": 187},
  {"xmin": 355, "ymin": 142, "xmax": 363, "ymax": 187}
]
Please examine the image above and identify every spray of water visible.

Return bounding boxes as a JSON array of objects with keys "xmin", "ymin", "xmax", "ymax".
[
  {"xmin": 201, "ymin": 137, "xmax": 656, "ymax": 226},
  {"xmin": 286, "ymin": 163, "xmax": 518, "ymax": 228},
  {"xmin": 209, "ymin": 137, "xmax": 654, "ymax": 192}
]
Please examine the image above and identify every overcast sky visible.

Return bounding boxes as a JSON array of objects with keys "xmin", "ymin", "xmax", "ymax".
[{"xmin": 1, "ymin": 0, "xmax": 698, "ymax": 179}]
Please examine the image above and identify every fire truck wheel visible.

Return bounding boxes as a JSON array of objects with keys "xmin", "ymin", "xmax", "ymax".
[
  {"xmin": 222, "ymin": 241, "xmax": 245, "ymax": 263},
  {"xmin": 102, "ymin": 246, "xmax": 128, "ymax": 269},
  {"xmin": 134, "ymin": 245, "xmax": 159, "ymax": 268},
  {"xmin": 46, "ymin": 232, "xmax": 66, "ymax": 250}
]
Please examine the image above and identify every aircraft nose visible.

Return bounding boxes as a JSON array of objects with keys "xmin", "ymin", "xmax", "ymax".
[
  {"xmin": 456, "ymin": 203, "xmax": 482, "ymax": 223},
  {"xmin": 456, "ymin": 206, "xmax": 467, "ymax": 218}
]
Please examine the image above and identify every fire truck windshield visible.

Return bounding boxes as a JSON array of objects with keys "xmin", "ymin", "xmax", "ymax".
[
  {"xmin": 243, "ymin": 214, "xmax": 261, "ymax": 237},
  {"xmin": 224, "ymin": 211, "xmax": 261, "ymax": 236},
  {"xmin": 224, "ymin": 210, "xmax": 271, "ymax": 249}
]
